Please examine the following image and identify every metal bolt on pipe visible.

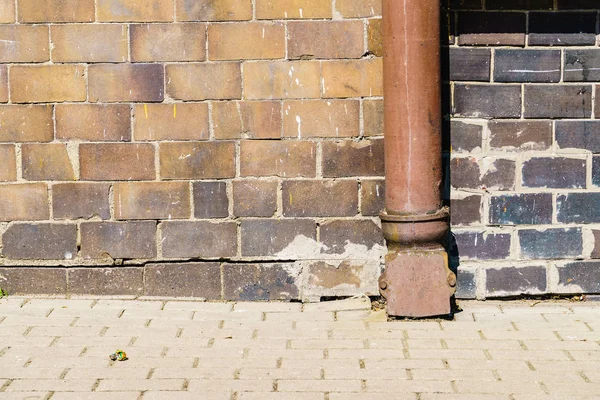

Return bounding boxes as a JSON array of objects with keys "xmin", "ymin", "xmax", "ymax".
[{"xmin": 379, "ymin": 0, "xmax": 456, "ymax": 317}]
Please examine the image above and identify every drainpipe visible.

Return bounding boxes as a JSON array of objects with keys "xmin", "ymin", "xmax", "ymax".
[{"xmin": 379, "ymin": 0, "xmax": 456, "ymax": 317}]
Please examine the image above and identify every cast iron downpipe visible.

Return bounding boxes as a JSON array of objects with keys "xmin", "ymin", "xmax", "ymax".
[{"xmin": 379, "ymin": 0, "xmax": 456, "ymax": 317}]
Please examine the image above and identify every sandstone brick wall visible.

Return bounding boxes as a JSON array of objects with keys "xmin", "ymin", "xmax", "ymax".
[
  {"xmin": 448, "ymin": 0, "xmax": 600, "ymax": 299},
  {"xmin": 0, "ymin": 0, "xmax": 386, "ymax": 301},
  {"xmin": 1, "ymin": 0, "xmax": 599, "ymax": 301}
]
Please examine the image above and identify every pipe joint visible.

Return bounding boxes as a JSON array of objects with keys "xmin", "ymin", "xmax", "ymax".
[{"xmin": 380, "ymin": 206, "xmax": 449, "ymax": 245}]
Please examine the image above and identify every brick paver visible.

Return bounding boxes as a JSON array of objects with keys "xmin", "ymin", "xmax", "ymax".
[{"xmin": 1, "ymin": 297, "xmax": 599, "ymax": 399}]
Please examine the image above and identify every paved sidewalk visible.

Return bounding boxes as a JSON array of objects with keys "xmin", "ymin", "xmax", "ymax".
[{"xmin": 0, "ymin": 296, "xmax": 599, "ymax": 399}]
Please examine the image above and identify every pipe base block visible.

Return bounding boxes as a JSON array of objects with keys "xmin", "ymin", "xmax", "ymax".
[{"xmin": 379, "ymin": 245, "xmax": 456, "ymax": 318}]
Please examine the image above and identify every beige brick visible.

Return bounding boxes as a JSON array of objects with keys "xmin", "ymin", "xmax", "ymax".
[
  {"xmin": 80, "ymin": 221, "xmax": 157, "ymax": 259},
  {"xmin": 238, "ymin": 368, "xmax": 321, "ymax": 380},
  {"xmin": 256, "ymin": 0, "xmax": 332, "ymax": 19},
  {"xmin": 80, "ymin": 143, "xmax": 156, "ymax": 181},
  {"xmin": 0, "ymin": 65, "xmax": 7, "ymax": 102},
  {"xmin": 277, "ymin": 379, "xmax": 362, "ymax": 392},
  {"xmin": 322, "ymin": 139, "xmax": 384, "ymax": 177},
  {"xmin": 364, "ymin": 99, "xmax": 383, "ymax": 136},
  {"xmin": 288, "ymin": 21, "xmax": 364, "ymax": 59},
  {"xmin": 22, "ymin": 143, "xmax": 75, "ymax": 181},
  {"xmin": 0, "ymin": 0, "xmax": 15, "ymax": 23},
  {"xmin": 0, "ymin": 144, "xmax": 16, "ymax": 181},
  {"xmin": 233, "ymin": 179, "xmax": 278, "ymax": 217},
  {"xmin": 0, "ymin": 108, "xmax": 50, "ymax": 144},
  {"xmin": 134, "ymin": 103, "xmax": 209, "ymax": 141},
  {"xmin": 335, "ymin": 0, "xmax": 382, "ymax": 17},
  {"xmin": 160, "ymin": 141, "xmax": 236, "ymax": 179},
  {"xmin": 208, "ymin": 22, "xmax": 284, "ymax": 60},
  {"xmin": 166, "ymin": 63, "xmax": 241, "ymax": 100},
  {"xmin": 322, "ymin": 58, "xmax": 383, "ymax": 98},
  {"xmin": 0, "ymin": 184, "xmax": 48, "ymax": 221},
  {"xmin": 0, "ymin": 25, "xmax": 48, "ymax": 62},
  {"xmin": 95, "ymin": 379, "xmax": 185, "ymax": 391},
  {"xmin": 52, "ymin": 183, "xmax": 111, "ymax": 220},
  {"xmin": 5, "ymin": 379, "xmax": 96, "ymax": 392},
  {"xmin": 283, "ymin": 100, "xmax": 360, "ymax": 138},
  {"xmin": 89, "ymin": 64, "xmax": 164, "ymax": 102},
  {"xmin": 244, "ymin": 61, "xmax": 320, "ymax": 99},
  {"xmin": 176, "ymin": 0, "xmax": 252, "ymax": 21},
  {"xmin": 10, "ymin": 65, "xmax": 86, "ymax": 103},
  {"xmin": 18, "ymin": 0, "xmax": 95, "ymax": 22},
  {"xmin": 51, "ymin": 24, "xmax": 128, "ymax": 63},
  {"xmin": 240, "ymin": 140, "xmax": 316, "ymax": 177},
  {"xmin": 56, "ymin": 104, "xmax": 131, "ymax": 142},
  {"xmin": 282, "ymin": 180, "xmax": 358, "ymax": 217},
  {"xmin": 213, "ymin": 101, "xmax": 281, "ymax": 139},
  {"xmin": 97, "ymin": 0, "xmax": 174, "ymax": 22},
  {"xmin": 114, "ymin": 182, "xmax": 191, "ymax": 220},
  {"xmin": 367, "ymin": 19, "xmax": 383, "ymax": 57},
  {"xmin": 187, "ymin": 379, "xmax": 273, "ymax": 392},
  {"xmin": 131, "ymin": 23, "xmax": 206, "ymax": 62}
]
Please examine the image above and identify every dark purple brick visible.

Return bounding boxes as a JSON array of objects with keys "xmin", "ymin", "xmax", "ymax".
[
  {"xmin": 0, "ymin": 267, "xmax": 66, "ymax": 295},
  {"xmin": 486, "ymin": 0, "xmax": 553, "ymax": 9},
  {"xmin": 161, "ymin": 221, "xmax": 237, "ymax": 259},
  {"xmin": 448, "ymin": 0, "xmax": 482, "ymax": 9},
  {"xmin": 557, "ymin": 262, "xmax": 600, "ymax": 293},
  {"xmin": 241, "ymin": 219, "xmax": 316, "ymax": 257},
  {"xmin": 489, "ymin": 121, "xmax": 552, "ymax": 151},
  {"xmin": 489, "ymin": 193, "xmax": 552, "ymax": 225},
  {"xmin": 557, "ymin": 0, "xmax": 599, "ymax": 9},
  {"xmin": 556, "ymin": 121, "xmax": 600, "ymax": 153},
  {"xmin": 524, "ymin": 85, "xmax": 592, "ymax": 119},
  {"xmin": 557, "ymin": 193, "xmax": 600, "ymax": 223},
  {"xmin": 223, "ymin": 263, "xmax": 300, "ymax": 301},
  {"xmin": 449, "ymin": 48, "xmax": 490, "ymax": 81},
  {"xmin": 486, "ymin": 266, "xmax": 547, "ymax": 296},
  {"xmin": 450, "ymin": 157, "xmax": 480, "ymax": 189},
  {"xmin": 594, "ymin": 156, "xmax": 600, "ymax": 186},
  {"xmin": 145, "ymin": 263, "xmax": 222, "ymax": 299},
  {"xmin": 455, "ymin": 268, "xmax": 477, "ymax": 299},
  {"xmin": 69, "ymin": 267, "xmax": 143, "ymax": 296},
  {"xmin": 519, "ymin": 228, "xmax": 582, "ymax": 259},
  {"xmin": 450, "ymin": 121, "xmax": 483, "ymax": 152},
  {"xmin": 319, "ymin": 219, "xmax": 384, "ymax": 254},
  {"xmin": 451, "ymin": 195, "xmax": 481, "ymax": 226},
  {"xmin": 454, "ymin": 231, "xmax": 511, "ymax": 260},
  {"xmin": 522, "ymin": 157, "xmax": 586, "ymax": 189},
  {"xmin": 193, "ymin": 181, "xmax": 229, "ymax": 219},
  {"xmin": 593, "ymin": 230, "xmax": 600, "ymax": 258},
  {"xmin": 457, "ymin": 12, "xmax": 526, "ymax": 46},
  {"xmin": 529, "ymin": 12, "xmax": 597, "ymax": 46},
  {"xmin": 565, "ymin": 50, "xmax": 600, "ymax": 82},
  {"xmin": 2, "ymin": 224, "xmax": 77, "ymax": 260},
  {"xmin": 494, "ymin": 50, "xmax": 560, "ymax": 83},
  {"xmin": 482, "ymin": 158, "xmax": 515, "ymax": 191},
  {"xmin": 454, "ymin": 84, "xmax": 521, "ymax": 118}
]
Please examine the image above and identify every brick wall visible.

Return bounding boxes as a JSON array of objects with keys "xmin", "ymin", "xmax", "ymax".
[
  {"xmin": 448, "ymin": 0, "xmax": 600, "ymax": 298},
  {"xmin": 1, "ymin": 0, "xmax": 599, "ymax": 301},
  {"xmin": 0, "ymin": 0, "xmax": 386, "ymax": 300}
]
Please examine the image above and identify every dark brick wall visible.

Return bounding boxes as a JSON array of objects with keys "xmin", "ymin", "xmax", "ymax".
[{"xmin": 448, "ymin": 1, "xmax": 600, "ymax": 298}]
